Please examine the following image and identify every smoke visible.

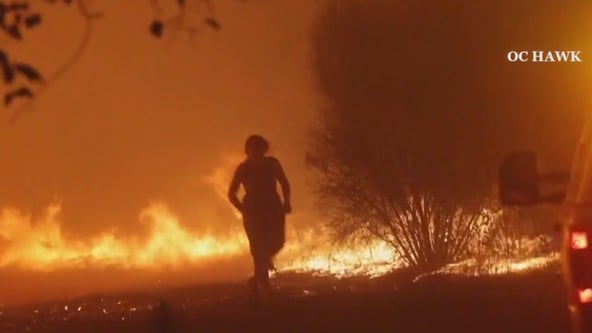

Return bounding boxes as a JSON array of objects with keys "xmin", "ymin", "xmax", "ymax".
[{"xmin": 0, "ymin": 0, "xmax": 318, "ymax": 238}]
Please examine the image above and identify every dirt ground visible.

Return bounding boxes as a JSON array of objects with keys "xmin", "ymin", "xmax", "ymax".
[{"xmin": 0, "ymin": 272, "xmax": 571, "ymax": 333}]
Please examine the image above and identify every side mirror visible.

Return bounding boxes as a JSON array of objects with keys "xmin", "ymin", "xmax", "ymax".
[{"xmin": 499, "ymin": 151, "xmax": 569, "ymax": 206}]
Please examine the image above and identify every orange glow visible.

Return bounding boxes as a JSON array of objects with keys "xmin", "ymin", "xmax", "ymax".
[
  {"xmin": 571, "ymin": 231, "xmax": 588, "ymax": 250},
  {"xmin": 0, "ymin": 201, "xmax": 401, "ymax": 276},
  {"xmin": 0, "ymin": 203, "xmax": 248, "ymax": 270},
  {"xmin": 0, "ymin": 158, "xmax": 557, "ymax": 278},
  {"xmin": 0, "ymin": 202, "xmax": 561, "ymax": 281},
  {"xmin": 279, "ymin": 230, "xmax": 400, "ymax": 278},
  {"xmin": 578, "ymin": 288, "xmax": 592, "ymax": 303},
  {"xmin": 0, "ymin": 201, "xmax": 557, "ymax": 279}
]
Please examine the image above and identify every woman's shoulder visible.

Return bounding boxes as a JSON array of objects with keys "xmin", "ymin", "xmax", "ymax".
[
  {"xmin": 235, "ymin": 160, "xmax": 249, "ymax": 173},
  {"xmin": 264, "ymin": 156, "xmax": 281, "ymax": 165},
  {"xmin": 239, "ymin": 157, "xmax": 280, "ymax": 171}
]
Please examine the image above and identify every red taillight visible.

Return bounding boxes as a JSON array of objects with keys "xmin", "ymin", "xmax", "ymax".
[
  {"xmin": 571, "ymin": 231, "xmax": 589, "ymax": 250},
  {"xmin": 579, "ymin": 289, "xmax": 592, "ymax": 303}
]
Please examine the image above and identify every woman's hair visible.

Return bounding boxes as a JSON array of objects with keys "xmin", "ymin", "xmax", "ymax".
[{"xmin": 245, "ymin": 135, "xmax": 269, "ymax": 157}]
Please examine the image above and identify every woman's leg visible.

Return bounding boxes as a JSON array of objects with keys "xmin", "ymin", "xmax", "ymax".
[
  {"xmin": 253, "ymin": 254, "xmax": 272, "ymax": 302},
  {"xmin": 267, "ymin": 211, "xmax": 286, "ymax": 257},
  {"xmin": 243, "ymin": 219, "xmax": 259, "ymax": 296},
  {"xmin": 254, "ymin": 255, "xmax": 270, "ymax": 283},
  {"xmin": 244, "ymin": 218, "xmax": 272, "ymax": 301}
]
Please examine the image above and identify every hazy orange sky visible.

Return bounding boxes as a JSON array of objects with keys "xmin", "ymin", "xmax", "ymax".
[
  {"xmin": 0, "ymin": 1, "xmax": 320, "ymax": 237},
  {"xmin": 2, "ymin": 0, "xmax": 592, "ymax": 243}
]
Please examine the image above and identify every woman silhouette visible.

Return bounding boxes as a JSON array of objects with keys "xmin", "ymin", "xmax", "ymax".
[{"xmin": 228, "ymin": 135, "xmax": 291, "ymax": 302}]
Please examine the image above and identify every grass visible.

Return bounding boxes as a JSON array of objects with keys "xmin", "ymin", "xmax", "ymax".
[{"xmin": 0, "ymin": 270, "xmax": 571, "ymax": 333}]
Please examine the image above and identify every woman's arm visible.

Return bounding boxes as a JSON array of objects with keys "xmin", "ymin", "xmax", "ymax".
[
  {"xmin": 228, "ymin": 166, "xmax": 244, "ymax": 213},
  {"xmin": 273, "ymin": 159, "xmax": 291, "ymax": 213}
]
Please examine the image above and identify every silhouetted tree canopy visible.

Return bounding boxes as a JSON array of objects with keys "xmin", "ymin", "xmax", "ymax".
[{"xmin": 308, "ymin": 0, "xmax": 592, "ymax": 270}]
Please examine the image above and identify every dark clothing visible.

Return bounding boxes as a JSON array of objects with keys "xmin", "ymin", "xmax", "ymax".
[
  {"xmin": 243, "ymin": 209, "xmax": 286, "ymax": 261},
  {"xmin": 239, "ymin": 157, "xmax": 281, "ymax": 205},
  {"xmin": 243, "ymin": 211, "xmax": 285, "ymax": 283},
  {"xmin": 230, "ymin": 157, "xmax": 287, "ymax": 284}
]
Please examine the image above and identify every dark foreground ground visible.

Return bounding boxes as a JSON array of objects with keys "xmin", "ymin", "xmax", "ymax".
[{"xmin": 0, "ymin": 272, "xmax": 571, "ymax": 333}]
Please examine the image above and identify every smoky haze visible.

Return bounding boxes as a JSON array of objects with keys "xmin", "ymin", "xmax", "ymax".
[
  {"xmin": 0, "ymin": 0, "xmax": 591, "ymax": 302},
  {"xmin": 0, "ymin": 0, "xmax": 318, "ymax": 238}
]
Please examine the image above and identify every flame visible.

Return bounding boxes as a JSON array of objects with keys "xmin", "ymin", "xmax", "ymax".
[
  {"xmin": 0, "ymin": 200, "xmax": 560, "ymax": 279},
  {"xmin": 0, "ymin": 156, "xmax": 558, "ymax": 280},
  {"xmin": 413, "ymin": 252, "xmax": 560, "ymax": 282},
  {"xmin": 0, "ymin": 200, "xmax": 401, "ymax": 277},
  {"xmin": 205, "ymin": 153, "xmax": 244, "ymax": 219},
  {"xmin": 278, "ymin": 228, "xmax": 400, "ymax": 278},
  {"xmin": 0, "ymin": 203, "xmax": 248, "ymax": 270},
  {"xmin": 201, "ymin": 154, "xmax": 402, "ymax": 278}
]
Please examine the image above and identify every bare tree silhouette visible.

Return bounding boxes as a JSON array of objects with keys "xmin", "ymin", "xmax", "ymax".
[{"xmin": 1, "ymin": 0, "xmax": 231, "ymax": 118}]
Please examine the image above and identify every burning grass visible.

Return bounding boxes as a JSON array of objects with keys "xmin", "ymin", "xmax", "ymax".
[
  {"xmin": 0, "ymin": 182, "xmax": 561, "ymax": 307},
  {"xmin": 0, "ymin": 201, "xmax": 559, "ymax": 277}
]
